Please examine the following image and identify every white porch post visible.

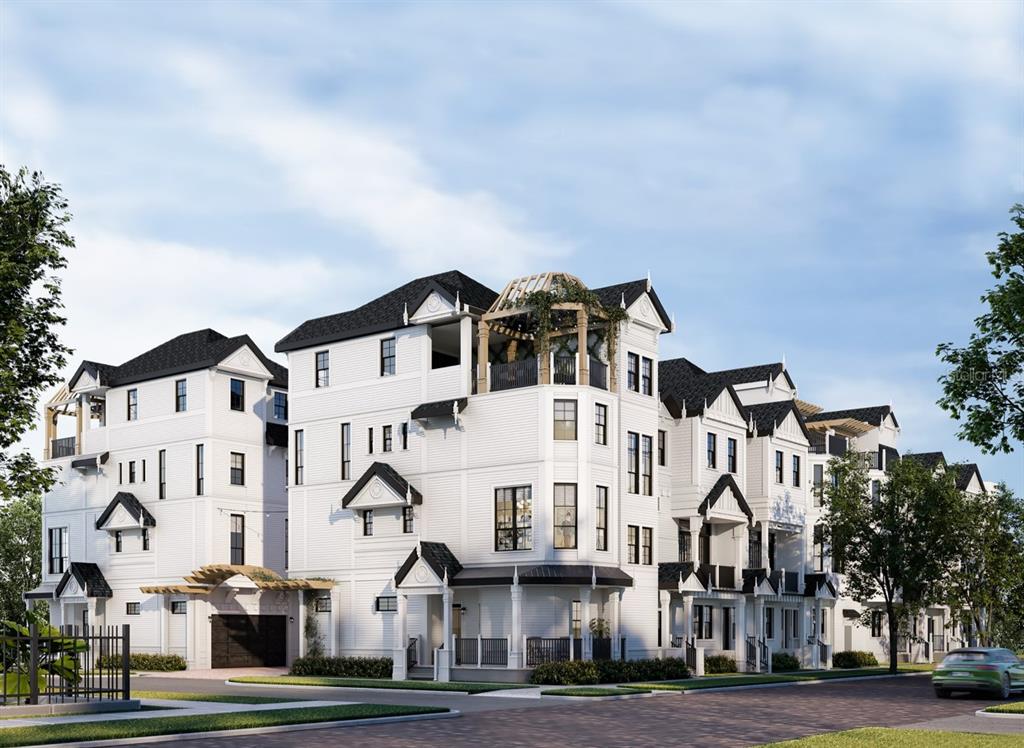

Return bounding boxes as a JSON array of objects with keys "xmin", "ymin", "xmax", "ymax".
[
  {"xmin": 509, "ymin": 578, "xmax": 522, "ymax": 669},
  {"xmin": 438, "ymin": 587, "xmax": 452, "ymax": 682},
  {"xmin": 813, "ymin": 599, "xmax": 822, "ymax": 669},
  {"xmin": 761, "ymin": 522, "xmax": 771, "ymax": 569},
  {"xmin": 160, "ymin": 595, "xmax": 169, "ymax": 655},
  {"xmin": 753, "ymin": 598, "xmax": 764, "ymax": 673},
  {"xmin": 737, "ymin": 596, "xmax": 747, "ymax": 670},
  {"xmin": 297, "ymin": 592, "xmax": 307, "ymax": 659},
  {"xmin": 391, "ymin": 593, "xmax": 408, "ymax": 680},
  {"xmin": 659, "ymin": 590, "xmax": 671, "ymax": 655},
  {"xmin": 683, "ymin": 596, "xmax": 694, "ymax": 642},
  {"xmin": 610, "ymin": 589, "xmax": 622, "ymax": 660},
  {"xmin": 580, "ymin": 587, "xmax": 593, "ymax": 660},
  {"xmin": 800, "ymin": 600, "xmax": 810, "ymax": 668},
  {"xmin": 459, "ymin": 314, "xmax": 473, "ymax": 397}
]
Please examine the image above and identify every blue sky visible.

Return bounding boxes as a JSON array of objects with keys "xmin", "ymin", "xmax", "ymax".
[{"xmin": 2, "ymin": 0, "xmax": 1022, "ymax": 492}]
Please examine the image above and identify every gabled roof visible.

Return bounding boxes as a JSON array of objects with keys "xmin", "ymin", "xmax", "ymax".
[
  {"xmin": 69, "ymin": 329, "xmax": 288, "ymax": 390},
  {"xmin": 803, "ymin": 572, "xmax": 837, "ymax": 598},
  {"xmin": 341, "ymin": 462, "xmax": 423, "ymax": 508},
  {"xmin": 745, "ymin": 400, "xmax": 811, "ymax": 442},
  {"xmin": 56, "ymin": 562, "xmax": 112, "ymax": 598},
  {"xmin": 742, "ymin": 568, "xmax": 780, "ymax": 595},
  {"xmin": 265, "ymin": 423, "xmax": 288, "ymax": 448},
  {"xmin": 903, "ymin": 451, "xmax": 946, "ymax": 470},
  {"xmin": 591, "ymin": 279, "xmax": 672, "ymax": 330},
  {"xmin": 659, "ymin": 357, "xmax": 746, "ymax": 419},
  {"xmin": 804, "ymin": 405, "xmax": 899, "ymax": 429},
  {"xmin": 708, "ymin": 362, "xmax": 796, "ymax": 391},
  {"xmin": 395, "ymin": 541, "xmax": 464, "ymax": 586},
  {"xmin": 276, "ymin": 271, "xmax": 498, "ymax": 353},
  {"xmin": 658, "ymin": 561, "xmax": 702, "ymax": 590},
  {"xmin": 94, "ymin": 492, "xmax": 156, "ymax": 530},
  {"xmin": 954, "ymin": 463, "xmax": 984, "ymax": 491},
  {"xmin": 411, "ymin": 398, "xmax": 467, "ymax": 420},
  {"xmin": 699, "ymin": 474, "xmax": 753, "ymax": 520}
]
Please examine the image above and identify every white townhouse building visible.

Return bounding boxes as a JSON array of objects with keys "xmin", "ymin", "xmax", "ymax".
[{"xmin": 27, "ymin": 329, "xmax": 330, "ymax": 669}]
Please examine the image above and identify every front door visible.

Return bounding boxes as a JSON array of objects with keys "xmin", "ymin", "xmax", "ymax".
[
  {"xmin": 452, "ymin": 604, "xmax": 462, "ymax": 639},
  {"xmin": 722, "ymin": 607, "xmax": 734, "ymax": 650}
]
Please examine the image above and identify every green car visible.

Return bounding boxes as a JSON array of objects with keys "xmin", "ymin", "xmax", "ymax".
[{"xmin": 933, "ymin": 648, "xmax": 1024, "ymax": 699}]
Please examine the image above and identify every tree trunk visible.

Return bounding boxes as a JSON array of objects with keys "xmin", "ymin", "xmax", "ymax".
[{"xmin": 886, "ymin": 603, "xmax": 899, "ymax": 674}]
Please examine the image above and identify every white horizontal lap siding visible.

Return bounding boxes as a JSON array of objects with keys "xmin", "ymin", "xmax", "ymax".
[
  {"xmin": 353, "ymin": 579, "xmax": 401, "ymax": 654},
  {"xmin": 521, "ymin": 588, "xmax": 575, "ymax": 638},
  {"xmin": 291, "ymin": 376, "xmax": 421, "ymax": 424},
  {"xmin": 303, "ymin": 486, "xmax": 353, "ymax": 572},
  {"xmin": 108, "ymin": 414, "xmax": 207, "ymax": 451},
  {"xmin": 290, "ymin": 328, "xmax": 427, "ymax": 395},
  {"xmin": 156, "ymin": 499, "xmax": 201, "ymax": 576},
  {"xmin": 463, "ymin": 389, "xmax": 541, "ymax": 469},
  {"xmin": 620, "ymin": 577, "xmax": 659, "ymax": 653},
  {"xmin": 426, "ymin": 365, "xmax": 461, "ymax": 402},
  {"xmin": 421, "ymin": 473, "xmax": 460, "ymax": 553},
  {"xmin": 106, "ymin": 590, "xmax": 160, "ymax": 650}
]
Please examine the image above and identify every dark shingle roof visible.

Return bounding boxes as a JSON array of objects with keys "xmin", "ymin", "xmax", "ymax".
[
  {"xmin": 805, "ymin": 405, "xmax": 899, "ymax": 429},
  {"xmin": 659, "ymin": 357, "xmax": 746, "ymax": 418},
  {"xmin": 395, "ymin": 541, "xmax": 464, "ymax": 586},
  {"xmin": 94, "ymin": 492, "xmax": 156, "ymax": 530},
  {"xmin": 69, "ymin": 329, "xmax": 288, "ymax": 389},
  {"xmin": 904, "ymin": 452, "xmax": 946, "ymax": 470},
  {"xmin": 55, "ymin": 562, "xmax": 112, "ymax": 598},
  {"xmin": 411, "ymin": 398, "xmax": 468, "ymax": 420},
  {"xmin": 803, "ymin": 572, "xmax": 837, "ymax": 598},
  {"xmin": 658, "ymin": 561, "xmax": 700, "ymax": 590},
  {"xmin": 746, "ymin": 400, "xmax": 811, "ymax": 441},
  {"xmin": 591, "ymin": 279, "xmax": 672, "ymax": 330},
  {"xmin": 707, "ymin": 362, "xmax": 796, "ymax": 390},
  {"xmin": 441, "ymin": 564, "xmax": 634, "ymax": 587},
  {"xmin": 954, "ymin": 463, "xmax": 984, "ymax": 491},
  {"xmin": 699, "ymin": 474, "xmax": 753, "ymax": 519},
  {"xmin": 276, "ymin": 271, "xmax": 498, "ymax": 353},
  {"xmin": 341, "ymin": 462, "xmax": 423, "ymax": 508}
]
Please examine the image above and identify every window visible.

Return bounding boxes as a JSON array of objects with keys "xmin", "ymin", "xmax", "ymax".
[
  {"xmin": 627, "ymin": 525, "xmax": 640, "ymax": 564},
  {"xmin": 142, "ymin": 459, "xmax": 146, "ymax": 482},
  {"xmin": 284, "ymin": 518, "xmax": 289, "ymax": 570},
  {"xmin": 229, "ymin": 378, "xmax": 244, "ymax": 411},
  {"xmin": 171, "ymin": 601, "xmax": 187, "ymax": 615},
  {"xmin": 127, "ymin": 388, "xmax": 138, "ymax": 421},
  {"xmin": 114, "ymin": 530, "xmax": 123, "ymax": 553},
  {"xmin": 792, "ymin": 455, "xmax": 801, "ymax": 487},
  {"xmin": 871, "ymin": 611, "xmax": 883, "ymax": 637},
  {"xmin": 294, "ymin": 430, "xmax": 304, "ymax": 485},
  {"xmin": 707, "ymin": 433, "xmax": 717, "ymax": 469},
  {"xmin": 595, "ymin": 486, "xmax": 608, "ymax": 551},
  {"xmin": 813, "ymin": 524, "xmax": 824, "ymax": 572},
  {"xmin": 641, "ymin": 527, "xmax": 653, "ymax": 565},
  {"xmin": 813, "ymin": 465, "xmax": 824, "ymax": 507},
  {"xmin": 230, "ymin": 452, "xmax": 245, "ymax": 486},
  {"xmin": 175, "ymin": 379, "xmax": 187, "ymax": 412},
  {"xmin": 553, "ymin": 483, "xmax": 577, "ymax": 549},
  {"xmin": 340, "ymin": 424, "xmax": 350, "ymax": 480},
  {"xmin": 571, "ymin": 600, "xmax": 582, "ymax": 638},
  {"xmin": 775, "ymin": 450, "xmax": 784, "ymax": 483},
  {"xmin": 126, "ymin": 602, "xmax": 140, "ymax": 616},
  {"xmin": 495, "ymin": 486, "xmax": 532, "ymax": 551},
  {"xmin": 871, "ymin": 479, "xmax": 881, "ymax": 504},
  {"xmin": 380, "ymin": 338, "xmax": 396, "ymax": 376},
  {"xmin": 119, "ymin": 463, "xmax": 123, "ymax": 484},
  {"xmin": 158, "ymin": 449, "xmax": 166, "ymax": 499},
  {"xmin": 553, "ymin": 400, "xmax": 577, "ymax": 441},
  {"xmin": 403, "ymin": 506, "xmax": 414, "ymax": 534},
  {"xmin": 314, "ymin": 597, "xmax": 331, "ymax": 613},
  {"xmin": 368, "ymin": 427, "xmax": 374, "ymax": 454},
  {"xmin": 766, "ymin": 607, "xmax": 775, "ymax": 639},
  {"xmin": 678, "ymin": 522, "xmax": 691, "ymax": 563},
  {"xmin": 727, "ymin": 438, "xmax": 737, "ymax": 473},
  {"xmin": 658, "ymin": 430, "xmax": 667, "ymax": 467},
  {"xmin": 230, "ymin": 514, "xmax": 245, "ymax": 564},
  {"xmin": 401, "ymin": 422, "xmax": 409, "ymax": 450},
  {"xmin": 363, "ymin": 509, "xmax": 374, "ymax": 537},
  {"xmin": 821, "ymin": 609, "xmax": 827, "ymax": 636},
  {"xmin": 196, "ymin": 444, "xmax": 204, "ymax": 495},
  {"xmin": 376, "ymin": 596, "xmax": 397, "ymax": 612},
  {"xmin": 695, "ymin": 605, "xmax": 713, "ymax": 640},
  {"xmin": 641, "ymin": 435, "xmax": 653, "ymax": 495},
  {"xmin": 627, "ymin": 353, "xmax": 640, "ymax": 392},
  {"xmin": 273, "ymin": 392, "xmax": 288, "ymax": 420},
  {"xmin": 641, "ymin": 357, "xmax": 653, "ymax": 395},
  {"xmin": 142, "ymin": 528, "xmax": 150, "ymax": 551},
  {"xmin": 627, "ymin": 432, "xmax": 639, "ymax": 493},
  {"xmin": 698, "ymin": 523, "xmax": 711, "ymax": 564},
  {"xmin": 594, "ymin": 404, "xmax": 608, "ymax": 445},
  {"xmin": 48, "ymin": 527, "xmax": 68, "ymax": 574},
  {"xmin": 128, "ymin": 461, "xmax": 136, "ymax": 483},
  {"xmin": 383, "ymin": 424, "xmax": 393, "ymax": 452},
  {"xmin": 315, "ymin": 350, "xmax": 330, "ymax": 388}
]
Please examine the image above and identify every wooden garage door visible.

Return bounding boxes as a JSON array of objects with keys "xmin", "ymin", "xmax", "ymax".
[{"xmin": 210, "ymin": 615, "xmax": 286, "ymax": 668}]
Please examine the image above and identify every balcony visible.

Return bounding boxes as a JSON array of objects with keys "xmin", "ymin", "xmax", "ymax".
[
  {"xmin": 49, "ymin": 436, "xmax": 77, "ymax": 459},
  {"xmin": 717, "ymin": 565, "xmax": 736, "ymax": 590},
  {"xmin": 490, "ymin": 359, "xmax": 538, "ymax": 392},
  {"xmin": 486, "ymin": 354, "xmax": 610, "ymax": 393}
]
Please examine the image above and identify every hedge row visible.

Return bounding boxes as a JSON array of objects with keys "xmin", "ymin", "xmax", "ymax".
[
  {"xmin": 833, "ymin": 650, "xmax": 879, "ymax": 669},
  {"xmin": 289, "ymin": 655, "xmax": 393, "ymax": 678},
  {"xmin": 703, "ymin": 654, "xmax": 737, "ymax": 674},
  {"xmin": 96, "ymin": 653, "xmax": 187, "ymax": 671},
  {"xmin": 530, "ymin": 658, "xmax": 690, "ymax": 685},
  {"xmin": 772, "ymin": 652, "xmax": 801, "ymax": 672}
]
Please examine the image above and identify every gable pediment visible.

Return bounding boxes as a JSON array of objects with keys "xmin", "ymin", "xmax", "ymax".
[
  {"xmin": 218, "ymin": 345, "xmax": 273, "ymax": 381},
  {"xmin": 101, "ymin": 504, "xmax": 141, "ymax": 531},
  {"xmin": 411, "ymin": 290, "xmax": 457, "ymax": 323},
  {"xmin": 345, "ymin": 475, "xmax": 409, "ymax": 510},
  {"xmin": 708, "ymin": 390, "xmax": 744, "ymax": 422},
  {"xmin": 60, "ymin": 577, "xmax": 82, "ymax": 599},
  {"xmin": 626, "ymin": 292, "xmax": 668, "ymax": 332},
  {"xmin": 709, "ymin": 486, "xmax": 746, "ymax": 520},
  {"xmin": 399, "ymin": 556, "xmax": 445, "ymax": 590}
]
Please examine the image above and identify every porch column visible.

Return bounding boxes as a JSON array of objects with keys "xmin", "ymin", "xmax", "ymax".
[
  {"xmin": 576, "ymin": 309, "xmax": 589, "ymax": 386},
  {"xmin": 659, "ymin": 590, "xmax": 671, "ymax": 654},
  {"xmin": 735, "ymin": 525, "xmax": 746, "ymax": 584},
  {"xmin": 737, "ymin": 596, "xmax": 747, "ymax": 670},
  {"xmin": 459, "ymin": 315, "xmax": 473, "ymax": 397},
  {"xmin": 297, "ymin": 591, "xmax": 307, "ymax": 659},
  {"xmin": 761, "ymin": 522, "xmax": 770, "ymax": 569},
  {"xmin": 160, "ymin": 595, "xmax": 169, "ymax": 655},
  {"xmin": 689, "ymin": 520, "xmax": 701, "ymax": 567},
  {"xmin": 476, "ymin": 321, "xmax": 490, "ymax": 394},
  {"xmin": 610, "ymin": 589, "xmax": 622, "ymax": 659},
  {"xmin": 754, "ymin": 598, "xmax": 765, "ymax": 673},
  {"xmin": 438, "ymin": 587, "xmax": 452, "ymax": 682},
  {"xmin": 580, "ymin": 587, "xmax": 592, "ymax": 660},
  {"xmin": 683, "ymin": 595, "xmax": 694, "ymax": 642},
  {"xmin": 799, "ymin": 600, "xmax": 810, "ymax": 667},
  {"xmin": 392, "ymin": 593, "xmax": 408, "ymax": 680},
  {"xmin": 509, "ymin": 581, "xmax": 522, "ymax": 669}
]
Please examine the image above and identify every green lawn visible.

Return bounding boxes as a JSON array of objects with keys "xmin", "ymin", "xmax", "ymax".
[
  {"xmin": 985, "ymin": 700, "xmax": 1024, "ymax": 714},
  {"xmin": 540, "ymin": 686, "xmax": 650, "ymax": 697},
  {"xmin": 230, "ymin": 676, "xmax": 531, "ymax": 694},
  {"xmin": 636, "ymin": 667, "xmax": 925, "ymax": 691},
  {"xmin": 0, "ymin": 704, "xmax": 447, "ymax": 747},
  {"xmin": 763, "ymin": 727, "xmax": 1024, "ymax": 746},
  {"xmin": 134, "ymin": 690, "xmax": 302, "ymax": 704}
]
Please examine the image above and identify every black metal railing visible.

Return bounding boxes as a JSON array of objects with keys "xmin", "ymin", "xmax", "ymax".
[
  {"xmin": 931, "ymin": 634, "xmax": 947, "ymax": 652},
  {"xmin": 572, "ymin": 638, "xmax": 583, "ymax": 660},
  {"xmin": 490, "ymin": 359, "xmax": 538, "ymax": 392},
  {"xmin": 818, "ymin": 639, "xmax": 828, "ymax": 665},
  {"xmin": 760, "ymin": 639, "xmax": 769, "ymax": 670},
  {"xmin": 406, "ymin": 637, "xmax": 418, "ymax": 669},
  {"xmin": 718, "ymin": 565, "xmax": 736, "ymax": 590},
  {"xmin": 553, "ymin": 356, "xmax": 576, "ymax": 385},
  {"xmin": 746, "ymin": 636, "xmax": 757, "ymax": 672},
  {"xmin": 670, "ymin": 634, "xmax": 684, "ymax": 648},
  {"xmin": 828, "ymin": 436, "xmax": 848, "ymax": 457},
  {"xmin": 455, "ymin": 637, "xmax": 477, "ymax": 666},
  {"xmin": 589, "ymin": 357, "xmax": 608, "ymax": 390},
  {"xmin": 50, "ymin": 437, "xmax": 76, "ymax": 459},
  {"xmin": 525, "ymin": 637, "xmax": 570, "ymax": 666},
  {"xmin": 1, "ymin": 624, "xmax": 130, "ymax": 706},
  {"xmin": 808, "ymin": 434, "xmax": 827, "ymax": 454},
  {"xmin": 685, "ymin": 638, "xmax": 697, "ymax": 670},
  {"xmin": 784, "ymin": 571, "xmax": 801, "ymax": 594},
  {"xmin": 592, "ymin": 637, "xmax": 612, "ymax": 661},
  {"xmin": 481, "ymin": 638, "xmax": 508, "ymax": 666}
]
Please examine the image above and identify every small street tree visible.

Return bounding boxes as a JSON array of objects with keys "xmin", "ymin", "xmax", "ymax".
[{"xmin": 822, "ymin": 451, "xmax": 966, "ymax": 672}]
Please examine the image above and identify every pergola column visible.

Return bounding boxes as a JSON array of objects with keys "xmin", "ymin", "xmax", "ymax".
[
  {"xmin": 576, "ymin": 309, "xmax": 589, "ymax": 386},
  {"xmin": 476, "ymin": 321, "xmax": 490, "ymax": 394}
]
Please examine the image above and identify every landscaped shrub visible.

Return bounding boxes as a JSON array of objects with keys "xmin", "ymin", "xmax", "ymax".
[
  {"xmin": 97, "ymin": 653, "xmax": 186, "ymax": 671},
  {"xmin": 530, "ymin": 660, "xmax": 599, "ymax": 685},
  {"xmin": 703, "ymin": 655, "xmax": 737, "ymax": 674},
  {"xmin": 772, "ymin": 652, "xmax": 801, "ymax": 672},
  {"xmin": 832, "ymin": 650, "xmax": 879, "ymax": 669},
  {"xmin": 289, "ymin": 655, "xmax": 392, "ymax": 679},
  {"xmin": 530, "ymin": 658, "xmax": 689, "ymax": 685}
]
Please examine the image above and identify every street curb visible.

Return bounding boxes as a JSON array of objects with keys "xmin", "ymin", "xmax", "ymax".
[
  {"xmin": 975, "ymin": 707, "xmax": 1024, "ymax": 720},
  {"xmin": 540, "ymin": 690, "xmax": 660, "ymax": 701},
  {"xmin": 18, "ymin": 709, "xmax": 461, "ymax": 747},
  {"xmin": 226, "ymin": 679, "xmax": 480, "ymax": 696},
  {"xmin": 666, "ymin": 671, "xmax": 931, "ymax": 694}
]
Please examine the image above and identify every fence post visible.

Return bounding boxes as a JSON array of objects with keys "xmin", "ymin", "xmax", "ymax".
[
  {"xmin": 477, "ymin": 635, "xmax": 482, "ymax": 669},
  {"xmin": 121, "ymin": 624, "xmax": 131, "ymax": 700},
  {"xmin": 28, "ymin": 624, "xmax": 39, "ymax": 705}
]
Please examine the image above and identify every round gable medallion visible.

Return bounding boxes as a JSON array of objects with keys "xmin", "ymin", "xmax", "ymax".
[
  {"xmin": 426, "ymin": 293, "xmax": 441, "ymax": 312},
  {"xmin": 414, "ymin": 566, "xmax": 429, "ymax": 583},
  {"xmin": 369, "ymin": 481, "xmax": 383, "ymax": 499},
  {"xmin": 240, "ymin": 353, "xmax": 252, "ymax": 366},
  {"xmin": 640, "ymin": 299, "xmax": 653, "ymax": 317}
]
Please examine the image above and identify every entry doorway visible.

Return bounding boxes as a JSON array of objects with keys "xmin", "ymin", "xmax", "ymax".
[{"xmin": 722, "ymin": 607, "xmax": 734, "ymax": 650}]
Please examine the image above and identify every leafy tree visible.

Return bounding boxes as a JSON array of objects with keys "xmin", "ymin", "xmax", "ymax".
[
  {"xmin": 823, "ymin": 451, "xmax": 966, "ymax": 672},
  {"xmin": 0, "ymin": 493, "xmax": 45, "ymax": 623},
  {"xmin": 937, "ymin": 204, "xmax": 1024, "ymax": 454}
]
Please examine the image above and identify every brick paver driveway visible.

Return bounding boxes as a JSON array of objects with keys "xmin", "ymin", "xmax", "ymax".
[{"xmin": 166, "ymin": 676, "xmax": 1021, "ymax": 748}]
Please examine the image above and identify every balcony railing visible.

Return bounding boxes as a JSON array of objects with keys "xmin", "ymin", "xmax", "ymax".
[
  {"xmin": 525, "ymin": 637, "xmax": 570, "ymax": 666},
  {"xmin": 552, "ymin": 356, "xmax": 576, "ymax": 385},
  {"xmin": 490, "ymin": 359, "xmax": 538, "ymax": 392},
  {"xmin": 589, "ymin": 357, "xmax": 608, "ymax": 390},
  {"xmin": 50, "ymin": 436, "xmax": 76, "ymax": 459}
]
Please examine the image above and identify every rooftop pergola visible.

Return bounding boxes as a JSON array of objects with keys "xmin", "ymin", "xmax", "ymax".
[{"xmin": 140, "ymin": 564, "xmax": 334, "ymax": 596}]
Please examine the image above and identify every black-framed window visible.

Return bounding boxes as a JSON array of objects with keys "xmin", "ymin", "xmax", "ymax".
[
  {"xmin": 368, "ymin": 427, "xmax": 374, "ymax": 454},
  {"xmin": 553, "ymin": 483, "xmax": 577, "ymax": 549},
  {"xmin": 766, "ymin": 607, "xmax": 775, "ymax": 639},
  {"xmin": 813, "ymin": 464, "xmax": 824, "ymax": 507},
  {"xmin": 677, "ymin": 523, "xmax": 691, "ymax": 563},
  {"xmin": 230, "ymin": 452, "xmax": 245, "ymax": 486},
  {"xmin": 376, "ymin": 596, "xmax": 397, "ymax": 612},
  {"xmin": 171, "ymin": 601, "xmax": 187, "ymax": 615},
  {"xmin": 792, "ymin": 455, "xmax": 801, "ymax": 487},
  {"xmin": 314, "ymin": 597, "xmax": 331, "ymax": 613},
  {"xmin": 553, "ymin": 400, "xmax": 577, "ymax": 441},
  {"xmin": 495, "ymin": 485, "xmax": 532, "ymax": 551},
  {"xmin": 48, "ymin": 527, "xmax": 68, "ymax": 574},
  {"xmin": 363, "ymin": 509, "xmax": 374, "ymax": 537},
  {"xmin": 403, "ymin": 506, "xmax": 414, "ymax": 534},
  {"xmin": 627, "ymin": 432, "xmax": 639, "ymax": 493},
  {"xmin": 294, "ymin": 430, "xmax": 304, "ymax": 485},
  {"xmin": 196, "ymin": 444, "xmax": 204, "ymax": 495},
  {"xmin": 273, "ymin": 392, "xmax": 288, "ymax": 420},
  {"xmin": 594, "ymin": 403, "xmax": 607, "ymax": 445},
  {"xmin": 142, "ymin": 528, "xmax": 150, "ymax": 551},
  {"xmin": 230, "ymin": 514, "xmax": 244, "ymax": 564},
  {"xmin": 571, "ymin": 600, "xmax": 582, "ymax": 638},
  {"xmin": 175, "ymin": 379, "xmax": 187, "ymax": 412},
  {"xmin": 641, "ymin": 357, "xmax": 653, "ymax": 395},
  {"xmin": 775, "ymin": 450, "xmax": 784, "ymax": 483},
  {"xmin": 627, "ymin": 525, "xmax": 639, "ymax": 564},
  {"xmin": 698, "ymin": 523, "xmax": 711, "ymax": 564},
  {"xmin": 383, "ymin": 424, "xmax": 393, "ymax": 452},
  {"xmin": 229, "ymin": 378, "xmax": 244, "ymax": 411},
  {"xmin": 727, "ymin": 438, "xmax": 737, "ymax": 473},
  {"xmin": 119, "ymin": 463, "xmax": 123, "ymax": 484},
  {"xmin": 340, "ymin": 423, "xmax": 351, "ymax": 480},
  {"xmin": 641, "ymin": 434, "xmax": 653, "ymax": 496},
  {"xmin": 128, "ymin": 460, "xmax": 136, "ymax": 483},
  {"xmin": 813, "ymin": 524, "xmax": 824, "ymax": 572},
  {"xmin": 315, "ymin": 350, "xmax": 330, "ymax": 388},
  {"xmin": 707, "ymin": 432, "xmax": 717, "ymax": 469},
  {"xmin": 641, "ymin": 527, "xmax": 653, "ymax": 565},
  {"xmin": 696, "ymin": 605, "xmax": 713, "ymax": 640},
  {"xmin": 126, "ymin": 602, "xmax": 140, "ymax": 616},
  {"xmin": 114, "ymin": 530, "xmax": 123, "ymax": 553},
  {"xmin": 658, "ymin": 430, "xmax": 666, "ymax": 467},
  {"xmin": 627, "ymin": 353, "xmax": 640, "ymax": 392},
  {"xmin": 142, "ymin": 459, "xmax": 146, "ymax": 482},
  {"xmin": 401, "ymin": 422, "xmax": 409, "ymax": 450},
  {"xmin": 284, "ymin": 518, "xmax": 289, "ymax": 570},
  {"xmin": 380, "ymin": 338, "xmax": 396, "ymax": 376},
  {"xmin": 871, "ymin": 611, "xmax": 883, "ymax": 638},
  {"xmin": 127, "ymin": 388, "xmax": 138, "ymax": 421},
  {"xmin": 595, "ymin": 486, "xmax": 608, "ymax": 551}
]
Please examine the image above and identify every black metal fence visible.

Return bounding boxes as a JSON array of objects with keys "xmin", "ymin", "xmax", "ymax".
[
  {"xmin": 50, "ymin": 437, "xmax": 76, "ymax": 458},
  {"xmin": 552, "ymin": 356, "xmax": 576, "ymax": 385},
  {"xmin": 481, "ymin": 638, "xmax": 508, "ymax": 666},
  {"xmin": 406, "ymin": 637, "xmax": 418, "ymax": 669},
  {"xmin": 490, "ymin": 359, "xmax": 538, "ymax": 392},
  {"xmin": 525, "ymin": 637, "xmax": 569, "ymax": 666},
  {"xmin": 589, "ymin": 357, "xmax": 608, "ymax": 390},
  {"xmin": 1, "ymin": 624, "xmax": 130, "ymax": 706},
  {"xmin": 685, "ymin": 638, "xmax": 697, "ymax": 670}
]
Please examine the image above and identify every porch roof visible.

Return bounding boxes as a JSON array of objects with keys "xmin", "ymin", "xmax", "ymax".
[
  {"xmin": 411, "ymin": 398, "xmax": 468, "ymax": 420},
  {"xmin": 804, "ymin": 572, "xmax": 837, "ymax": 598},
  {"xmin": 56, "ymin": 562, "xmax": 112, "ymax": 599},
  {"xmin": 71, "ymin": 452, "xmax": 109, "ymax": 470},
  {"xmin": 699, "ymin": 474, "xmax": 753, "ymax": 521},
  {"xmin": 451, "ymin": 564, "xmax": 633, "ymax": 588}
]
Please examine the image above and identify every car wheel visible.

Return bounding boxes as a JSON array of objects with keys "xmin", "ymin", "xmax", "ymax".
[
  {"xmin": 934, "ymin": 688, "xmax": 949, "ymax": 699},
  {"xmin": 1000, "ymin": 674, "xmax": 1011, "ymax": 699}
]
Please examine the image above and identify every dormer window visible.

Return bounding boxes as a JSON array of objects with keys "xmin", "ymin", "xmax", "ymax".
[
  {"xmin": 380, "ymin": 338, "xmax": 396, "ymax": 376},
  {"xmin": 230, "ymin": 379, "xmax": 244, "ymax": 411},
  {"xmin": 127, "ymin": 389, "xmax": 138, "ymax": 421},
  {"xmin": 315, "ymin": 350, "xmax": 330, "ymax": 388}
]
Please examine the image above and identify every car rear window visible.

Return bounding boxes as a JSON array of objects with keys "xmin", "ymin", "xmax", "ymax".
[{"xmin": 942, "ymin": 651, "xmax": 990, "ymax": 664}]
